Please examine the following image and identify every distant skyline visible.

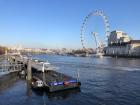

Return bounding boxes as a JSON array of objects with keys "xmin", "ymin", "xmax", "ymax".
[{"xmin": 0, "ymin": 0, "xmax": 140, "ymax": 48}]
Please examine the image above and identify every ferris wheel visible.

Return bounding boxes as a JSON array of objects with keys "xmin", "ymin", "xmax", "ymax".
[{"xmin": 80, "ymin": 10, "xmax": 110, "ymax": 51}]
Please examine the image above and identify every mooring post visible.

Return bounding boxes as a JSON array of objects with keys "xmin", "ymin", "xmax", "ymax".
[
  {"xmin": 42, "ymin": 63, "xmax": 45, "ymax": 86},
  {"xmin": 27, "ymin": 59, "xmax": 32, "ymax": 81},
  {"xmin": 77, "ymin": 69, "xmax": 80, "ymax": 82},
  {"xmin": 26, "ymin": 80, "xmax": 32, "ymax": 96}
]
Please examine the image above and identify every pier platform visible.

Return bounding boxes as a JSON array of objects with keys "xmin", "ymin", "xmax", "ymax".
[
  {"xmin": 9, "ymin": 55, "xmax": 81, "ymax": 92},
  {"xmin": 32, "ymin": 70, "xmax": 81, "ymax": 92}
]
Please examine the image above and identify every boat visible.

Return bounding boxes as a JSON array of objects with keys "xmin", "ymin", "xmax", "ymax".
[
  {"xmin": 0, "ymin": 71, "xmax": 10, "ymax": 77},
  {"xmin": 92, "ymin": 53, "xmax": 103, "ymax": 58},
  {"xmin": 31, "ymin": 59, "xmax": 81, "ymax": 93},
  {"xmin": 31, "ymin": 70, "xmax": 81, "ymax": 92},
  {"xmin": 31, "ymin": 76, "xmax": 44, "ymax": 89}
]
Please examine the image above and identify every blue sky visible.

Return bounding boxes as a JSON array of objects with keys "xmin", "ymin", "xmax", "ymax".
[{"xmin": 0, "ymin": 0, "xmax": 140, "ymax": 48}]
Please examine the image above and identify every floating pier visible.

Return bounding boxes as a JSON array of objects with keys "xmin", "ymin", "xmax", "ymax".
[
  {"xmin": 7, "ymin": 54, "xmax": 81, "ymax": 92},
  {"xmin": 32, "ymin": 70, "xmax": 81, "ymax": 92}
]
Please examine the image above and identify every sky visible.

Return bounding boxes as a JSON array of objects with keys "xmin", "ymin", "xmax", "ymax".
[{"xmin": 0, "ymin": 0, "xmax": 140, "ymax": 49}]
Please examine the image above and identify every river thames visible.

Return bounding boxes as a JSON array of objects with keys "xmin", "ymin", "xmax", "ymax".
[{"xmin": 0, "ymin": 54, "xmax": 140, "ymax": 105}]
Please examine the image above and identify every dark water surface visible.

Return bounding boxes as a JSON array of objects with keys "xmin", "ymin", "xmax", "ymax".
[{"xmin": 0, "ymin": 55, "xmax": 140, "ymax": 105}]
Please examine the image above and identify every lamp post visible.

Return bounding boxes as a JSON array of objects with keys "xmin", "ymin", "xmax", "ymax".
[{"xmin": 42, "ymin": 62, "xmax": 50, "ymax": 85}]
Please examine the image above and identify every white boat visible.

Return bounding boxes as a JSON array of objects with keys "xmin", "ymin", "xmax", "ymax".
[
  {"xmin": 0, "ymin": 71, "xmax": 10, "ymax": 76},
  {"xmin": 95, "ymin": 53, "xmax": 103, "ymax": 58},
  {"xmin": 90, "ymin": 53, "xmax": 103, "ymax": 58},
  {"xmin": 31, "ymin": 78, "xmax": 44, "ymax": 88}
]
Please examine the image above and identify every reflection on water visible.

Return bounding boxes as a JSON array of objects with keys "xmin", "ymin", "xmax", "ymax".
[
  {"xmin": 33, "ymin": 88, "xmax": 81, "ymax": 100},
  {"xmin": 26, "ymin": 80, "xmax": 32, "ymax": 96},
  {"xmin": 0, "ymin": 72, "xmax": 19, "ymax": 92},
  {"xmin": 48, "ymin": 88, "xmax": 81, "ymax": 100},
  {"xmin": 0, "ymin": 74, "xmax": 81, "ymax": 105}
]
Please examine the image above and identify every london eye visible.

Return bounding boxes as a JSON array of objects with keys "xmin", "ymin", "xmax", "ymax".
[{"xmin": 80, "ymin": 10, "xmax": 110, "ymax": 53}]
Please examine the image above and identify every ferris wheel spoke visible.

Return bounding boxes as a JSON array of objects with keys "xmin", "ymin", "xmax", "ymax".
[{"xmin": 80, "ymin": 10, "xmax": 110, "ymax": 51}]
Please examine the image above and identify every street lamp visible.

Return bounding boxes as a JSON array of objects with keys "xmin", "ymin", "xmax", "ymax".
[{"xmin": 42, "ymin": 62, "xmax": 50, "ymax": 85}]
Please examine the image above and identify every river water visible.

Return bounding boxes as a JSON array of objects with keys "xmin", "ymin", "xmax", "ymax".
[{"xmin": 0, "ymin": 54, "xmax": 140, "ymax": 105}]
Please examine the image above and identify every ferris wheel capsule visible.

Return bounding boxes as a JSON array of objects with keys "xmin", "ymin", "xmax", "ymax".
[{"xmin": 80, "ymin": 10, "xmax": 110, "ymax": 52}]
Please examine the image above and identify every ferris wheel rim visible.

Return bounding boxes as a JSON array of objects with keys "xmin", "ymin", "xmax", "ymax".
[{"xmin": 80, "ymin": 10, "xmax": 110, "ymax": 50}]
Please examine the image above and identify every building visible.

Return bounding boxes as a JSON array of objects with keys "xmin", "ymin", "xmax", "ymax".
[
  {"xmin": 129, "ymin": 40, "xmax": 140, "ymax": 55},
  {"xmin": 105, "ymin": 30, "xmax": 140, "ymax": 57},
  {"xmin": 108, "ymin": 30, "xmax": 131, "ymax": 45}
]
